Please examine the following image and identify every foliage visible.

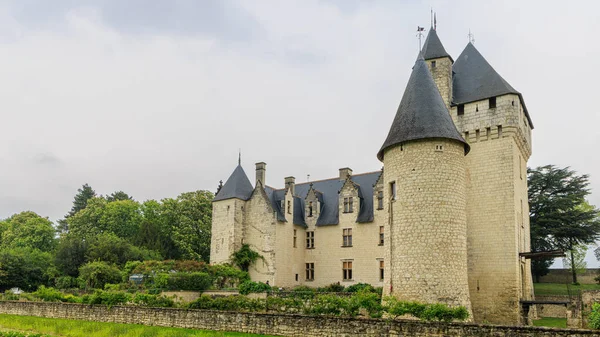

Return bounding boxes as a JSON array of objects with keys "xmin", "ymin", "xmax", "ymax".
[
  {"xmin": 82, "ymin": 290, "xmax": 131, "ymax": 306},
  {"xmin": 165, "ymin": 272, "xmax": 213, "ymax": 291},
  {"xmin": 238, "ymin": 281, "xmax": 271, "ymax": 295},
  {"xmin": 131, "ymin": 293, "xmax": 175, "ymax": 307},
  {"xmin": 345, "ymin": 283, "xmax": 376, "ymax": 293},
  {"xmin": 0, "ymin": 247, "xmax": 53, "ymax": 291},
  {"xmin": 209, "ymin": 264, "xmax": 250, "ymax": 289},
  {"xmin": 187, "ymin": 295, "xmax": 265, "ymax": 312},
  {"xmin": 54, "ymin": 234, "xmax": 88, "ymax": 277},
  {"xmin": 317, "ymin": 282, "xmax": 345, "ymax": 293},
  {"xmin": 0, "ymin": 212, "xmax": 56, "ymax": 252},
  {"xmin": 85, "ymin": 232, "xmax": 161, "ymax": 267},
  {"xmin": 563, "ymin": 244, "xmax": 588, "ymax": 284},
  {"xmin": 589, "ymin": 303, "xmax": 600, "ymax": 329},
  {"xmin": 54, "ymin": 276, "xmax": 79, "ymax": 290},
  {"xmin": 0, "ymin": 314, "xmax": 277, "ymax": 337},
  {"xmin": 78, "ymin": 261, "xmax": 122, "ymax": 290},
  {"xmin": 383, "ymin": 297, "xmax": 469, "ymax": 322},
  {"xmin": 105, "ymin": 191, "xmax": 133, "ymax": 202},
  {"xmin": 528, "ymin": 165, "xmax": 600, "ymax": 283},
  {"xmin": 132, "ymin": 260, "xmax": 208, "ymax": 274},
  {"xmin": 0, "ymin": 331, "xmax": 53, "ymax": 337},
  {"xmin": 58, "ymin": 183, "xmax": 97, "ymax": 233},
  {"xmin": 167, "ymin": 191, "xmax": 214, "ymax": 261},
  {"xmin": 533, "ymin": 317, "xmax": 567, "ymax": 328},
  {"xmin": 231, "ymin": 245, "xmax": 263, "ymax": 272}
]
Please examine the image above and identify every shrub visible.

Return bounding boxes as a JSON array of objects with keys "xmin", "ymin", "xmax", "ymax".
[
  {"xmin": 383, "ymin": 296, "xmax": 469, "ymax": 322},
  {"xmin": 210, "ymin": 264, "xmax": 249, "ymax": 289},
  {"xmin": 230, "ymin": 244, "xmax": 263, "ymax": 272},
  {"xmin": 166, "ymin": 272, "xmax": 213, "ymax": 291},
  {"xmin": 82, "ymin": 290, "xmax": 131, "ymax": 306},
  {"xmin": 317, "ymin": 282, "xmax": 345, "ymax": 292},
  {"xmin": 78, "ymin": 261, "xmax": 122, "ymax": 289},
  {"xmin": 187, "ymin": 295, "xmax": 265, "ymax": 312},
  {"xmin": 131, "ymin": 293, "xmax": 175, "ymax": 307},
  {"xmin": 33, "ymin": 286, "xmax": 65, "ymax": 302},
  {"xmin": 238, "ymin": 281, "xmax": 271, "ymax": 295},
  {"xmin": 589, "ymin": 303, "xmax": 600, "ymax": 329},
  {"xmin": 54, "ymin": 276, "xmax": 78, "ymax": 290},
  {"xmin": 350, "ymin": 289, "xmax": 383, "ymax": 318}
]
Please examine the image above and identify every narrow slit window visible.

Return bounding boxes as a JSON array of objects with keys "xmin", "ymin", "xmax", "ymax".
[
  {"xmin": 308, "ymin": 201, "xmax": 313, "ymax": 217},
  {"xmin": 349, "ymin": 197, "xmax": 354, "ymax": 213},
  {"xmin": 476, "ymin": 129, "xmax": 480, "ymax": 142},
  {"xmin": 379, "ymin": 260, "xmax": 384, "ymax": 281},
  {"xmin": 457, "ymin": 104, "xmax": 465, "ymax": 116},
  {"xmin": 377, "ymin": 191, "xmax": 384, "ymax": 210},
  {"xmin": 287, "ymin": 200, "xmax": 291, "ymax": 214},
  {"xmin": 498, "ymin": 125, "xmax": 503, "ymax": 138},
  {"xmin": 293, "ymin": 229, "xmax": 297, "ymax": 248},
  {"xmin": 486, "ymin": 127, "xmax": 491, "ymax": 140},
  {"xmin": 379, "ymin": 226, "xmax": 384, "ymax": 245}
]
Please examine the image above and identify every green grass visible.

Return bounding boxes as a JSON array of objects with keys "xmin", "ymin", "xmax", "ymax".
[
  {"xmin": 533, "ymin": 317, "xmax": 567, "ymax": 328},
  {"xmin": 534, "ymin": 283, "xmax": 600, "ymax": 296},
  {"xmin": 0, "ymin": 315, "xmax": 276, "ymax": 337}
]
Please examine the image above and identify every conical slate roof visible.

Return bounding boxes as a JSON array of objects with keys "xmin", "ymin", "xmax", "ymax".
[
  {"xmin": 377, "ymin": 56, "xmax": 469, "ymax": 161},
  {"xmin": 214, "ymin": 165, "xmax": 254, "ymax": 201},
  {"xmin": 421, "ymin": 29, "xmax": 453, "ymax": 61}
]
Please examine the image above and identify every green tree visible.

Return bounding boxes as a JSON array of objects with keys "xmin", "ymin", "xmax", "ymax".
[
  {"xmin": 54, "ymin": 234, "xmax": 88, "ymax": 277},
  {"xmin": 86, "ymin": 232, "xmax": 161, "ymax": 267},
  {"xmin": 78, "ymin": 261, "xmax": 122, "ymax": 289},
  {"xmin": 563, "ymin": 243, "xmax": 587, "ymax": 284},
  {"xmin": 528, "ymin": 165, "xmax": 600, "ymax": 284},
  {"xmin": 67, "ymin": 197, "xmax": 107, "ymax": 239},
  {"xmin": 0, "ymin": 211, "xmax": 56, "ymax": 252},
  {"xmin": 137, "ymin": 200, "xmax": 181, "ymax": 259},
  {"xmin": 170, "ymin": 191, "xmax": 213, "ymax": 261},
  {"xmin": 58, "ymin": 183, "xmax": 96, "ymax": 233},
  {"xmin": 0, "ymin": 247, "xmax": 53, "ymax": 291},
  {"xmin": 106, "ymin": 191, "xmax": 133, "ymax": 202},
  {"xmin": 68, "ymin": 198, "xmax": 142, "ymax": 242}
]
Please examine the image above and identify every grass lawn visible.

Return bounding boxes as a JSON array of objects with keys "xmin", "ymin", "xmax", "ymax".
[
  {"xmin": 534, "ymin": 283, "xmax": 600, "ymax": 296},
  {"xmin": 533, "ymin": 317, "xmax": 567, "ymax": 328},
  {"xmin": 0, "ymin": 314, "xmax": 277, "ymax": 337}
]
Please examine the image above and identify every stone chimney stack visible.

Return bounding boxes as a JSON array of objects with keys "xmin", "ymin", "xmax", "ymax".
[
  {"xmin": 339, "ymin": 167, "xmax": 353, "ymax": 180},
  {"xmin": 284, "ymin": 176, "xmax": 295, "ymax": 195},
  {"xmin": 255, "ymin": 162, "xmax": 266, "ymax": 186}
]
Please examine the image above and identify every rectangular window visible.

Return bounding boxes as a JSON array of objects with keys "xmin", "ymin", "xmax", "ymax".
[
  {"xmin": 306, "ymin": 263, "xmax": 314, "ymax": 281},
  {"xmin": 349, "ymin": 197, "xmax": 354, "ymax": 213},
  {"xmin": 343, "ymin": 261, "xmax": 353, "ymax": 280},
  {"xmin": 486, "ymin": 127, "xmax": 491, "ymax": 140},
  {"xmin": 287, "ymin": 200, "xmax": 291, "ymax": 214},
  {"xmin": 293, "ymin": 229, "xmax": 297, "ymax": 248},
  {"xmin": 476, "ymin": 129, "xmax": 480, "ymax": 142},
  {"xmin": 489, "ymin": 97, "xmax": 497, "ymax": 109},
  {"xmin": 457, "ymin": 104, "xmax": 465, "ymax": 116},
  {"xmin": 306, "ymin": 231, "xmax": 314, "ymax": 249},
  {"xmin": 343, "ymin": 228, "xmax": 353, "ymax": 247},
  {"xmin": 308, "ymin": 201, "xmax": 313, "ymax": 217},
  {"xmin": 431, "ymin": 60, "xmax": 436, "ymax": 68},
  {"xmin": 377, "ymin": 191, "xmax": 384, "ymax": 210},
  {"xmin": 379, "ymin": 226, "xmax": 384, "ymax": 245},
  {"xmin": 498, "ymin": 125, "xmax": 503, "ymax": 138},
  {"xmin": 379, "ymin": 260, "xmax": 384, "ymax": 281},
  {"xmin": 343, "ymin": 197, "xmax": 349, "ymax": 213},
  {"xmin": 390, "ymin": 182, "xmax": 397, "ymax": 200}
]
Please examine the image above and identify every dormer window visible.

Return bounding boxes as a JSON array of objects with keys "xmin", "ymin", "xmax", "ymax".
[
  {"xmin": 308, "ymin": 201, "xmax": 313, "ymax": 217},
  {"xmin": 349, "ymin": 197, "xmax": 354, "ymax": 213},
  {"xmin": 489, "ymin": 97, "xmax": 497, "ymax": 109},
  {"xmin": 287, "ymin": 200, "xmax": 291, "ymax": 214},
  {"xmin": 344, "ymin": 198, "xmax": 349, "ymax": 213}
]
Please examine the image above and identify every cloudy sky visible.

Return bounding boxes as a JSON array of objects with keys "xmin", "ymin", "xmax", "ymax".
[{"xmin": 0, "ymin": 1, "xmax": 598, "ymax": 266}]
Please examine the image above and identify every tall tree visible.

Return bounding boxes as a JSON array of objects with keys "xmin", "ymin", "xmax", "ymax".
[
  {"xmin": 0, "ymin": 211, "xmax": 56, "ymax": 252},
  {"xmin": 528, "ymin": 165, "xmax": 600, "ymax": 283},
  {"xmin": 57, "ymin": 183, "xmax": 96, "ymax": 233},
  {"xmin": 106, "ymin": 191, "xmax": 133, "ymax": 202}
]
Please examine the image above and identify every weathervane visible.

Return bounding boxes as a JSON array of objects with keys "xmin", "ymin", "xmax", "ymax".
[
  {"xmin": 430, "ymin": 9, "xmax": 437, "ymax": 30},
  {"xmin": 417, "ymin": 26, "xmax": 425, "ymax": 51},
  {"xmin": 307, "ymin": 174, "xmax": 311, "ymax": 182},
  {"xmin": 468, "ymin": 29, "xmax": 475, "ymax": 44}
]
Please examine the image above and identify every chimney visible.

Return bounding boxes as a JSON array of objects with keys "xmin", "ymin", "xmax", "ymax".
[
  {"xmin": 339, "ymin": 167, "xmax": 353, "ymax": 180},
  {"xmin": 255, "ymin": 162, "xmax": 266, "ymax": 186},
  {"xmin": 284, "ymin": 176, "xmax": 296, "ymax": 195}
]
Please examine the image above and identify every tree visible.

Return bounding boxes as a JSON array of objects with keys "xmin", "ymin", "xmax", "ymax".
[
  {"xmin": 106, "ymin": 191, "xmax": 133, "ymax": 202},
  {"xmin": 0, "ymin": 211, "xmax": 56, "ymax": 252},
  {"xmin": 0, "ymin": 247, "xmax": 53, "ymax": 291},
  {"xmin": 78, "ymin": 261, "xmax": 122, "ymax": 289},
  {"xmin": 169, "ymin": 191, "xmax": 214, "ymax": 261},
  {"xmin": 85, "ymin": 232, "xmax": 161, "ymax": 267},
  {"xmin": 528, "ymin": 165, "xmax": 600, "ymax": 283},
  {"xmin": 54, "ymin": 234, "xmax": 88, "ymax": 277},
  {"xmin": 58, "ymin": 183, "xmax": 96, "ymax": 233},
  {"xmin": 563, "ymin": 243, "xmax": 587, "ymax": 284}
]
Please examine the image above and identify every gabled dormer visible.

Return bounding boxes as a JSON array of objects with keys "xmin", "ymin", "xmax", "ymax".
[
  {"xmin": 305, "ymin": 183, "xmax": 323, "ymax": 221},
  {"xmin": 373, "ymin": 169, "xmax": 384, "ymax": 211},
  {"xmin": 338, "ymin": 171, "xmax": 362, "ymax": 220}
]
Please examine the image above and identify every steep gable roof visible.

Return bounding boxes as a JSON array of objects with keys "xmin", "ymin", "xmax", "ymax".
[
  {"xmin": 213, "ymin": 165, "xmax": 254, "ymax": 202},
  {"xmin": 378, "ymin": 56, "xmax": 469, "ymax": 161},
  {"xmin": 421, "ymin": 29, "xmax": 452, "ymax": 62},
  {"xmin": 452, "ymin": 43, "xmax": 533, "ymax": 128}
]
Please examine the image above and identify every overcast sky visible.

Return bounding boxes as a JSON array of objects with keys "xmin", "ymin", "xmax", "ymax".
[{"xmin": 0, "ymin": 0, "xmax": 598, "ymax": 267}]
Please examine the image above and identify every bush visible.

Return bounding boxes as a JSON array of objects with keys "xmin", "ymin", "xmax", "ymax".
[
  {"xmin": 54, "ymin": 276, "xmax": 78, "ymax": 290},
  {"xmin": 589, "ymin": 303, "xmax": 600, "ymax": 329},
  {"xmin": 187, "ymin": 295, "xmax": 265, "ymax": 312},
  {"xmin": 33, "ymin": 286, "xmax": 65, "ymax": 302},
  {"xmin": 345, "ymin": 283, "xmax": 377, "ymax": 293},
  {"xmin": 78, "ymin": 261, "xmax": 122, "ymax": 289},
  {"xmin": 82, "ymin": 290, "xmax": 131, "ymax": 306},
  {"xmin": 238, "ymin": 281, "xmax": 271, "ymax": 295},
  {"xmin": 383, "ymin": 296, "xmax": 469, "ymax": 322},
  {"xmin": 165, "ymin": 272, "xmax": 213, "ymax": 291},
  {"xmin": 131, "ymin": 293, "xmax": 175, "ymax": 307},
  {"xmin": 317, "ymin": 282, "xmax": 345, "ymax": 292}
]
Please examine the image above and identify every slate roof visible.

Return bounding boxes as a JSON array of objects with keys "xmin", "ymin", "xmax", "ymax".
[
  {"xmin": 421, "ymin": 29, "xmax": 453, "ymax": 62},
  {"xmin": 265, "ymin": 171, "xmax": 381, "ymax": 226},
  {"xmin": 452, "ymin": 42, "xmax": 533, "ymax": 128},
  {"xmin": 378, "ymin": 56, "xmax": 469, "ymax": 161},
  {"xmin": 213, "ymin": 165, "xmax": 254, "ymax": 201}
]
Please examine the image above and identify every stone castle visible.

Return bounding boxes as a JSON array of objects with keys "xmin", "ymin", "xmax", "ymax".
[{"xmin": 210, "ymin": 28, "xmax": 534, "ymax": 325}]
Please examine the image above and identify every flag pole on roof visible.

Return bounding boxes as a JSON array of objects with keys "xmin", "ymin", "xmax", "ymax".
[{"xmin": 417, "ymin": 26, "xmax": 425, "ymax": 51}]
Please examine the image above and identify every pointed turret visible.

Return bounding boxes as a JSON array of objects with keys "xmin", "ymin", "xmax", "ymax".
[
  {"xmin": 213, "ymin": 165, "xmax": 253, "ymax": 201},
  {"xmin": 377, "ymin": 56, "xmax": 468, "ymax": 161},
  {"xmin": 421, "ymin": 29, "xmax": 453, "ymax": 62},
  {"xmin": 453, "ymin": 42, "xmax": 533, "ymax": 128}
]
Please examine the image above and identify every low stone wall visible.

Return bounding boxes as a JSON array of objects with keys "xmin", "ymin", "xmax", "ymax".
[
  {"xmin": 536, "ymin": 295, "xmax": 569, "ymax": 318},
  {"xmin": 0, "ymin": 301, "xmax": 597, "ymax": 337},
  {"xmin": 539, "ymin": 269, "xmax": 599, "ymax": 285}
]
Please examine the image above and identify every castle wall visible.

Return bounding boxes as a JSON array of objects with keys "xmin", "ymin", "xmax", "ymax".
[
  {"xmin": 244, "ymin": 190, "xmax": 277, "ymax": 284},
  {"xmin": 450, "ymin": 94, "xmax": 533, "ymax": 324},
  {"xmin": 210, "ymin": 198, "xmax": 244, "ymax": 265},
  {"xmin": 382, "ymin": 139, "xmax": 471, "ymax": 311},
  {"xmin": 273, "ymin": 191, "xmax": 306, "ymax": 288}
]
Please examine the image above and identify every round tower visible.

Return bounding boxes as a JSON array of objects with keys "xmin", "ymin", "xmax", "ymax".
[{"xmin": 378, "ymin": 56, "xmax": 472, "ymax": 312}]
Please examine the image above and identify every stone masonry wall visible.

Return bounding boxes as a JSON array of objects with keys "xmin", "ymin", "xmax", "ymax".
[
  {"xmin": 383, "ymin": 139, "xmax": 471, "ymax": 312},
  {"xmin": 536, "ymin": 295, "xmax": 569, "ymax": 318},
  {"xmin": 426, "ymin": 57, "xmax": 453, "ymax": 110},
  {"xmin": 0, "ymin": 301, "xmax": 597, "ymax": 337},
  {"xmin": 244, "ymin": 187, "xmax": 277, "ymax": 284},
  {"xmin": 210, "ymin": 198, "xmax": 243, "ymax": 265}
]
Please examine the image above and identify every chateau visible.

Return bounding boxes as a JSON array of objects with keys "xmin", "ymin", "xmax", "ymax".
[{"xmin": 210, "ymin": 28, "xmax": 534, "ymax": 325}]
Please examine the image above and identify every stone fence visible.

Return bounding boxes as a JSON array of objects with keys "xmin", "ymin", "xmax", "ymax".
[{"xmin": 0, "ymin": 301, "xmax": 598, "ymax": 337}]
